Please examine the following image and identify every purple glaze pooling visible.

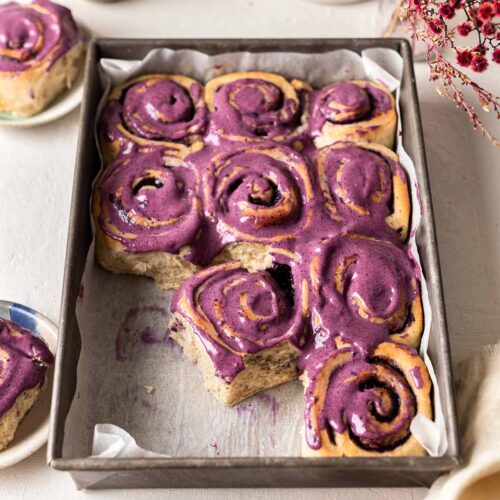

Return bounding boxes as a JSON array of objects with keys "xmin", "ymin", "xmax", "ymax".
[
  {"xmin": 0, "ymin": 318, "xmax": 53, "ymax": 417},
  {"xmin": 0, "ymin": 0, "xmax": 80, "ymax": 73},
  {"xmin": 171, "ymin": 261, "xmax": 305, "ymax": 382},
  {"xmin": 309, "ymin": 81, "xmax": 393, "ymax": 137}
]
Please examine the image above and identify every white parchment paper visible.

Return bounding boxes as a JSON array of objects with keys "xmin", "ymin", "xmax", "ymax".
[{"xmin": 63, "ymin": 48, "xmax": 447, "ymax": 473}]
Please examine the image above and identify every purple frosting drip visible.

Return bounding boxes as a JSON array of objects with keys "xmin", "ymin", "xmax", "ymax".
[
  {"xmin": 0, "ymin": 0, "xmax": 80, "ymax": 73},
  {"xmin": 0, "ymin": 318, "xmax": 53, "ymax": 417}
]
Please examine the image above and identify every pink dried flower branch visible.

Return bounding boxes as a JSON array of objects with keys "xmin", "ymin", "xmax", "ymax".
[{"xmin": 397, "ymin": 0, "xmax": 500, "ymax": 147}]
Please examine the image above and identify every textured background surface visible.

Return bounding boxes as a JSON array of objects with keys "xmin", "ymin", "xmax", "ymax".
[{"xmin": 0, "ymin": 0, "xmax": 499, "ymax": 497}]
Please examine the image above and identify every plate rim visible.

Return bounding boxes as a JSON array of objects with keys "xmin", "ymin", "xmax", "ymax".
[{"xmin": 0, "ymin": 300, "xmax": 57, "ymax": 469}]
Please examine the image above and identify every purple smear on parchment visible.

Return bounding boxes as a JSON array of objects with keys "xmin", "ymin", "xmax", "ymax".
[
  {"xmin": 256, "ymin": 393, "xmax": 279, "ymax": 426},
  {"xmin": 115, "ymin": 306, "xmax": 170, "ymax": 361}
]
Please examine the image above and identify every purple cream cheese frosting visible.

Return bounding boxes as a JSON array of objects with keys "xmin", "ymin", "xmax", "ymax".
[
  {"xmin": 302, "ymin": 347, "xmax": 419, "ymax": 451},
  {"xmin": 101, "ymin": 75, "xmax": 207, "ymax": 156},
  {"xmin": 308, "ymin": 234, "xmax": 420, "ymax": 355},
  {"xmin": 309, "ymin": 81, "xmax": 393, "ymax": 137},
  {"xmin": 96, "ymin": 150, "xmax": 221, "ymax": 265},
  {"xmin": 171, "ymin": 261, "xmax": 305, "ymax": 381},
  {"xmin": 207, "ymin": 77, "xmax": 305, "ymax": 143},
  {"xmin": 0, "ymin": 318, "xmax": 53, "ymax": 418},
  {"xmin": 0, "ymin": 0, "xmax": 80, "ymax": 73}
]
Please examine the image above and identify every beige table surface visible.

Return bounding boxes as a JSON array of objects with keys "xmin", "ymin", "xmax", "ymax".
[{"xmin": 0, "ymin": 0, "xmax": 499, "ymax": 497}]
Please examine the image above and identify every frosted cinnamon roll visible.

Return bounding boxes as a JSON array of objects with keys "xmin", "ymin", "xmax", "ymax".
[
  {"xmin": 0, "ymin": 318, "xmax": 53, "ymax": 451},
  {"xmin": 302, "ymin": 342, "xmax": 432, "ymax": 457},
  {"xmin": 310, "ymin": 233, "xmax": 423, "ymax": 348},
  {"xmin": 100, "ymin": 74, "xmax": 207, "ymax": 164},
  {"xmin": 92, "ymin": 150, "xmax": 212, "ymax": 290},
  {"xmin": 310, "ymin": 81, "xmax": 396, "ymax": 149},
  {"xmin": 170, "ymin": 259, "xmax": 308, "ymax": 405},
  {"xmin": 204, "ymin": 144, "xmax": 314, "ymax": 271},
  {"xmin": 316, "ymin": 141, "xmax": 410, "ymax": 241},
  {"xmin": 205, "ymin": 71, "xmax": 310, "ymax": 147},
  {"xmin": 0, "ymin": 0, "xmax": 85, "ymax": 117}
]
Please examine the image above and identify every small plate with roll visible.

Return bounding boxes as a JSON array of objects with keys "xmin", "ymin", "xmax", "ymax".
[
  {"xmin": 0, "ymin": 300, "xmax": 56, "ymax": 468},
  {"xmin": 0, "ymin": 0, "xmax": 88, "ymax": 128}
]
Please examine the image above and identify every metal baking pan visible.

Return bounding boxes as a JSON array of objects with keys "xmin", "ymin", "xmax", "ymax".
[{"xmin": 48, "ymin": 38, "xmax": 460, "ymax": 489}]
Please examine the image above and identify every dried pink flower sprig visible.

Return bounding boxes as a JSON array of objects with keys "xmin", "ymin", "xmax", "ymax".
[{"xmin": 399, "ymin": 0, "xmax": 500, "ymax": 146}]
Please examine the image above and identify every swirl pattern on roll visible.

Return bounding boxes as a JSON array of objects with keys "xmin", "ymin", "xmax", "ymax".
[
  {"xmin": 0, "ymin": 0, "xmax": 80, "ymax": 72},
  {"xmin": 204, "ymin": 144, "xmax": 314, "ymax": 244},
  {"xmin": 310, "ymin": 80, "xmax": 396, "ymax": 149},
  {"xmin": 302, "ymin": 342, "xmax": 432, "ymax": 457},
  {"xmin": 310, "ymin": 233, "xmax": 423, "ymax": 349},
  {"xmin": 172, "ymin": 260, "xmax": 308, "ymax": 382},
  {"xmin": 92, "ymin": 150, "xmax": 206, "ymax": 262},
  {"xmin": 316, "ymin": 141, "xmax": 410, "ymax": 240},
  {"xmin": 101, "ymin": 74, "xmax": 207, "ymax": 161},
  {"xmin": 0, "ymin": 318, "xmax": 53, "ymax": 418},
  {"xmin": 204, "ymin": 72, "xmax": 309, "ymax": 145}
]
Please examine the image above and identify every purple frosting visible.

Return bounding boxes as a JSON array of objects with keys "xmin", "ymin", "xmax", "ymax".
[
  {"xmin": 303, "ymin": 347, "xmax": 419, "ymax": 452},
  {"xmin": 202, "ymin": 143, "xmax": 315, "ymax": 245},
  {"xmin": 96, "ymin": 150, "xmax": 216, "ymax": 265},
  {"xmin": 171, "ymin": 261, "xmax": 305, "ymax": 381},
  {"xmin": 309, "ymin": 234, "xmax": 420, "ymax": 355},
  {"xmin": 310, "ymin": 81, "xmax": 393, "ymax": 137},
  {"xmin": 0, "ymin": 318, "xmax": 53, "ymax": 417},
  {"xmin": 101, "ymin": 75, "xmax": 207, "ymax": 156},
  {"xmin": 315, "ymin": 142, "xmax": 406, "ymax": 225},
  {"xmin": 0, "ymin": 0, "xmax": 80, "ymax": 73},
  {"xmin": 207, "ymin": 77, "xmax": 306, "ymax": 144}
]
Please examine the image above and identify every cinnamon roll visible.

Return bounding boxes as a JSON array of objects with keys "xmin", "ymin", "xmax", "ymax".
[
  {"xmin": 316, "ymin": 141, "xmax": 410, "ymax": 241},
  {"xmin": 204, "ymin": 71, "xmax": 310, "ymax": 148},
  {"xmin": 170, "ymin": 260, "xmax": 308, "ymax": 405},
  {"xmin": 0, "ymin": 318, "xmax": 53, "ymax": 451},
  {"xmin": 302, "ymin": 342, "xmax": 432, "ymax": 457},
  {"xmin": 92, "ymin": 150, "xmax": 213, "ymax": 290},
  {"xmin": 0, "ymin": 0, "xmax": 85, "ymax": 117},
  {"xmin": 100, "ymin": 74, "xmax": 207, "ymax": 164},
  {"xmin": 310, "ymin": 81, "xmax": 396, "ymax": 149},
  {"xmin": 310, "ymin": 233, "xmax": 423, "ymax": 349},
  {"xmin": 204, "ymin": 144, "xmax": 315, "ymax": 271}
]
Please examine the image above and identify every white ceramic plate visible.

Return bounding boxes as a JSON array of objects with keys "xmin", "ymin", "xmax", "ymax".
[
  {"xmin": 0, "ymin": 301, "xmax": 57, "ymax": 469},
  {"xmin": 0, "ymin": 62, "xmax": 84, "ymax": 128}
]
